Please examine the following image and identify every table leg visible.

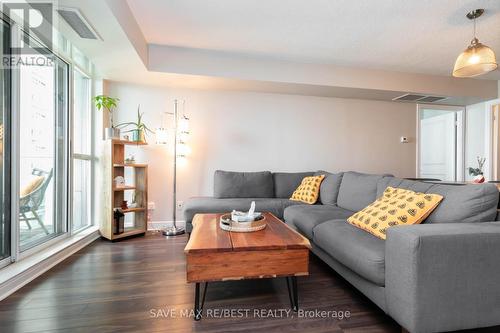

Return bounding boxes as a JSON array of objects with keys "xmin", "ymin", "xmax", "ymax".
[
  {"xmin": 292, "ymin": 276, "xmax": 298, "ymax": 311},
  {"xmin": 194, "ymin": 282, "xmax": 208, "ymax": 321},
  {"xmin": 194, "ymin": 283, "xmax": 201, "ymax": 320},
  {"xmin": 286, "ymin": 276, "xmax": 299, "ymax": 312}
]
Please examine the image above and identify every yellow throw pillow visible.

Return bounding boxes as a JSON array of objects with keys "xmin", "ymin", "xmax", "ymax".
[
  {"xmin": 347, "ymin": 187, "xmax": 443, "ymax": 240},
  {"xmin": 290, "ymin": 175, "xmax": 326, "ymax": 204},
  {"xmin": 20, "ymin": 176, "xmax": 45, "ymax": 197}
]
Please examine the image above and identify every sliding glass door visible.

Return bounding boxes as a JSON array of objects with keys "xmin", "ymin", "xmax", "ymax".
[
  {"xmin": 0, "ymin": 19, "xmax": 10, "ymax": 262},
  {"xmin": 0, "ymin": 14, "xmax": 94, "ymax": 268},
  {"xmin": 18, "ymin": 34, "xmax": 68, "ymax": 251}
]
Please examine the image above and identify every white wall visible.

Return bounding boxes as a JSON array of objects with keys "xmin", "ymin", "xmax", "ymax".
[{"xmin": 107, "ymin": 82, "xmax": 417, "ymax": 222}]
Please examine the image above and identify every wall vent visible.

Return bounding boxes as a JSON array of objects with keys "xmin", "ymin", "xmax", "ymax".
[
  {"xmin": 416, "ymin": 96, "xmax": 448, "ymax": 103},
  {"xmin": 57, "ymin": 7, "xmax": 102, "ymax": 40},
  {"xmin": 392, "ymin": 93, "xmax": 447, "ymax": 103}
]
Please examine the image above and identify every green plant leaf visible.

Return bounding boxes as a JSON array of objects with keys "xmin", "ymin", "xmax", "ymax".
[
  {"xmin": 143, "ymin": 124, "xmax": 154, "ymax": 133},
  {"xmin": 92, "ymin": 95, "xmax": 119, "ymax": 113}
]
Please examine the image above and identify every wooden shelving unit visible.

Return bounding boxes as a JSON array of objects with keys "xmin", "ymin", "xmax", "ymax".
[
  {"xmin": 113, "ymin": 185, "xmax": 138, "ymax": 191},
  {"xmin": 101, "ymin": 139, "xmax": 148, "ymax": 241}
]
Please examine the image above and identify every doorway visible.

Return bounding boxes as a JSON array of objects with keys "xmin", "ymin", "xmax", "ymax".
[{"xmin": 417, "ymin": 105, "xmax": 465, "ymax": 181}]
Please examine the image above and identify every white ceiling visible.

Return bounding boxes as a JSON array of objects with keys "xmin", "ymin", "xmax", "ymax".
[{"xmin": 126, "ymin": 0, "xmax": 500, "ymax": 78}]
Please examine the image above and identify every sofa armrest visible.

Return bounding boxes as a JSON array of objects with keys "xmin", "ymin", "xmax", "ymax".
[{"xmin": 386, "ymin": 222, "xmax": 500, "ymax": 333}]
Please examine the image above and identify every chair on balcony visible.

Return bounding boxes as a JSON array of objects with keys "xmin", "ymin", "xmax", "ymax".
[{"xmin": 19, "ymin": 168, "xmax": 53, "ymax": 235}]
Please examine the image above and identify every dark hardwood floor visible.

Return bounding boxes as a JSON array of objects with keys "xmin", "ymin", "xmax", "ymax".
[{"xmin": 0, "ymin": 232, "xmax": 497, "ymax": 333}]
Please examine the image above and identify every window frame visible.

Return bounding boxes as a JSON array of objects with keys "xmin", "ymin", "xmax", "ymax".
[
  {"xmin": 0, "ymin": 16, "xmax": 12, "ymax": 268},
  {"xmin": 71, "ymin": 66, "xmax": 94, "ymax": 233}
]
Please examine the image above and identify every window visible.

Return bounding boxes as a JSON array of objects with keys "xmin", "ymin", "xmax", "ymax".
[
  {"xmin": 18, "ymin": 34, "xmax": 69, "ymax": 251},
  {"xmin": 0, "ymin": 19, "xmax": 10, "ymax": 262},
  {"xmin": 72, "ymin": 69, "xmax": 92, "ymax": 232}
]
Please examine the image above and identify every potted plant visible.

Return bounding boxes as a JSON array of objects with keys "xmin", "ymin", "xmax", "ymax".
[
  {"xmin": 117, "ymin": 105, "xmax": 154, "ymax": 143},
  {"xmin": 93, "ymin": 95, "xmax": 120, "ymax": 139},
  {"xmin": 468, "ymin": 156, "xmax": 486, "ymax": 183}
]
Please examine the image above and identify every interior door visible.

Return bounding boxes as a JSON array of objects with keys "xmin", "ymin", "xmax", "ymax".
[{"xmin": 418, "ymin": 105, "xmax": 464, "ymax": 181}]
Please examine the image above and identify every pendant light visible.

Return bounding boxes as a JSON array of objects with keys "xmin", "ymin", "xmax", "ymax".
[{"xmin": 453, "ymin": 9, "xmax": 497, "ymax": 77}]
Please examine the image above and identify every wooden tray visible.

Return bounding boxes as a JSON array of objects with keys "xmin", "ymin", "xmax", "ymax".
[{"xmin": 219, "ymin": 213, "xmax": 267, "ymax": 232}]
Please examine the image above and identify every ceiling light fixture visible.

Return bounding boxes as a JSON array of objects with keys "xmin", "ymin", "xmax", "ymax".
[{"xmin": 453, "ymin": 9, "xmax": 497, "ymax": 77}]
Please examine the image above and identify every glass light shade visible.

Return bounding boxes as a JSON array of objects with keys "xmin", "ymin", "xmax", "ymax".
[
  {"xmin": 155, "ymin": 127, "xmax": 168, "ymax": 145},
  {"xmin": 177, "ymin": 155, "xmax": 188, "ymax": 166},
  {"xmin": 178, "ymin": 131, "xmax": 190, "ymax": 143},
  {"xmin": 453, "ymin": 39, "xmax": 498, "ymax": 77},
  {"xmin": 176, "ymin": 142, "xmax": 191, "ymax": 157},
  {"xmin": 178, "ymin": 116, "xmax": 190, "ymax": 134}
]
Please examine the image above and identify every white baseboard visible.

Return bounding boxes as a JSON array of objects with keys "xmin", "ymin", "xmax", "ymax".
[
  {"xmin": 0, "ymin": 228, "xmax": 100, "ymax": 301},
  {"xmin": 148, "ymin": 220, "xmax": 186, "ymax": 231}
]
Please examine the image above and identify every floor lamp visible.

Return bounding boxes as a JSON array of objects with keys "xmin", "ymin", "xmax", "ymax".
[{"xmin": 156, "ymin": 100, "xmax": 189, "ymax": 236}]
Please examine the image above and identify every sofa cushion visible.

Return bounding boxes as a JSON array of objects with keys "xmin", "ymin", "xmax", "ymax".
[
  {"xmin": 183, "ymin": 197, "xmax": 302, "ymax": 223},
  {"xmin": 314, "ymin": 220, "xmax": 386, "ymax": 286},
  {"xmin": 347, "ymin": 187, "xmax": 443, "ymax": 240},
  {"xmin": 317, "ymin": 171, "xmax": 344, "ymax": 205},
  {"xmin": 376, "ymin": 177, "xmax": 435, "ymax": 197},
  {"xmin": 284, "ymin": 204, "xmax": 354, "ymax": 239},
  {"xmin": 290, "ymin": 175, "xmax": 325, "ymax": 204},
  {"xmin": 272, "ymin": 172, "xmax": 314, "ymax": 198},
  {"xmin": 425, "ymin": 183, "xmax": 499, "ymax": 223},
  {"xmin": 337, "ymin": 171, "xmax": 385, "ymax": 211},
  {"xmin": 376, "ymin": 178, "xmax": 499, "ymax": 223},
  {"xmin": 214, "ymin": 170, "xmax": 274, "ymax": 198}
]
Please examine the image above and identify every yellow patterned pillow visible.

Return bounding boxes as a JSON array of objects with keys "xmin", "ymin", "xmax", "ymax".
[
  {"xmin": 290, "ymin": 175, "xmax": 326, "ymax": 204},
  {"xmin": 347, "ymin": 187, "xmax": 443, "ymax": 240}
]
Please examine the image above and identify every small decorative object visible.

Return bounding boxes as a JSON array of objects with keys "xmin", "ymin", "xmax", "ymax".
[
  {"xmin": 468, "ymin": 156, "xmax": 486, "ymax": 183},
  {"xmin": 114, "ymin": 176, "xmax": 125, "ymax": 188},
  {"xmin": 473, "ymin": 175, "xmax": 486, "ymax": 183},
  {"xmin": 231, "ymin": 201, "xmax": 262, "ymax": 222},
  {"xmin": 121, "ymin": 200, "xmax": 128, "ymax": 210},
  {"xmin": 123, "ymin": 135, "xmax": 130, "ymax": 141},
  {"xmin": 93, "ymin": 95, "xmax": 120, "ymax": 139},
  {"xmin": 219, "ymin": 201, "xmax": 267, "ymax": 232},
  {"xmin": 125, "ymin": 155, "xmax": 135, "ymax": 164},
  {"xmin": 129, "ymin": 192, "xmax": 138, "ymax": 208},
  {"xmin": 117, "ymin": 105, "xmax": 154, "ymax": 143},
  {"xmin": 113, "ymin": 208, "xmax": 125, "ymax": 234}
]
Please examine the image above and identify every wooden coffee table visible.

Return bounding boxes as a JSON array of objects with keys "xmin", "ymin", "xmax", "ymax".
[{"xmin": 184, "ymin": 212, "xmax": 311, "ymax": 320}]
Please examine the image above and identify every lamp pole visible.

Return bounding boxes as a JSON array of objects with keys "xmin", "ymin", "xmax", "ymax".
[{"xmin": 162, "ymin": 99, "xmax": 185, "ymax": 236}]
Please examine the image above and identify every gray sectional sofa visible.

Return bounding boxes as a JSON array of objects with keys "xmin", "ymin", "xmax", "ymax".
[{"xmin": 183, "ymin": 170, "xmax": 500, "ymax": 333}]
